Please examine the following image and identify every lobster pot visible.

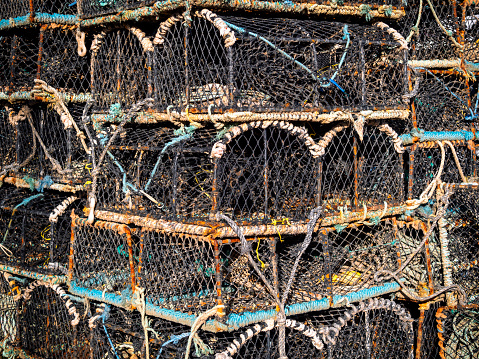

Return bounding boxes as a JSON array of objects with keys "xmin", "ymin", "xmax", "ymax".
[
  {"xmin": 435, "ymin": 305, "xmax": 479, "ymax": 359},
  {"xmin": 95, "ymin": 125, "xmax": 215, "ymax": 222},
  {"xmin": 90, "ymin": 304, "xmax": 192, "ymax": 359},
  {"xmin": 412, "ymin": 71, "xmax": 472, "ymax": 131},
  {"xmin": 91, "ymin": 26, "xmax": 150, "ymax": 112},
  {"xmin": 138, "ymin": 229, "xmax": 217, "ymax": 316},
  {"xmin": 0, "ymin": 186, "xmax": 80, "ymax": 271},
  {"xmin": 79, "ymin": 0, "xmax": 156, "ymax": 18},
  {"xmin": 14, "ymin": 104, "xmax": 90, "ymax": 185},
  {"xmin": 92, "ymin": 13, "xmax": 408, "ymax": 113},
  {"xmin": 320, "ymin": 124, "xmax": 404, "ymax": 217},
  {"xmin": 69, "ymin": 218, "xmax": 137, "ymax": 297},
  {"xmin": 214, "ymin": 122, "xmax": 321, "ymax": 224},
  {"xmin": 0, "ymin": 275, "xmax": 16, "ymax": 345},
  {"xmin": 207, "ymin": 299, "xmax": 413, "ymax": 359},
  {"xmin": 18, "ymin": 281, "xmax": 88, "ymax": 358},
  {"xmin": 464, "ymin": 4, "xmax": 479, "ymax": 64},
  {"xmin": 407, "ymin": 0, "xmax": 461, "ymax": 61},
  {"xmin": 443, "ymin": 187, "xmax": 479, "ymax": 304},
  {"xmin": 0, "ymin": 26, "xmax": 89, "ymax": 95},
  {"xmin": 408, "ymin": 142, "xmax": 476, "ymax": 199},
  {"xmin": 0, "ymin": 29, "xmax": 39, "ymax": 93},
  {"xmin": 39, "ymin": 25, "xmax": 91, "ymax": 95},
  {"xmin": 0, "ymin": 0, "xmax": 76, "ymax": 20}
]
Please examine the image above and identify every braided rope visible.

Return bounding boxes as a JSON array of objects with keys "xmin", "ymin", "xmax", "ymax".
[
  {"xmin": 127, "ymin": 26, "xmax": 154, "ymax": 52},
  {"xmin": 317, "ymin": 125, "xmax": 348, "ymax": 156},
  {"xmin": 375, "ymin": 22, "xmax": 408, "ymax": 50},
  {"xmin": 49, "ymin": 196, "xmax": 78, "ymax": 223},
  {"xmin": 23, "ymin": 280, "xmax": 80, "ymax": 326},
  {"xmin": 210, "ymin": 121, "xmax": 321, "ymax": 159},
  {"xmin": 216, "ymin": 298, "xmax": 413, "ymax": 359},
  {"xmin": 153, "ymin": 14, "xmax": 184, "ymax": 45},
  {"xmin": 377, "ymin": 124, "xmax": 406, "ymax": 154},
  {"xmin": 195, "ymin": 9, "xmax": 236, "ymax": 47}
]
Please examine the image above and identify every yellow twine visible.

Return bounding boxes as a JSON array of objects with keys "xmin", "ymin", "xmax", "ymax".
[
  {"xmin": 41, "ymin": 224, "xmax": 51, "ymax": 241},
  {"xmin": 271, "ymin": 218, "xmax": 291, "ymax": 242},
  {"xmin": 256, "ymin": 237, "xmax": 265, "ymax": 268},
  {"xmin": 85, "ymin": 163, "xmax": 92, "ymax": 174}
]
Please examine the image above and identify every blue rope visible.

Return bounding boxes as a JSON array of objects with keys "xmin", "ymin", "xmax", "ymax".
[
  {"xmin": 400, "ymin": 128, "xmax": 476, "ymax": 145},
  {"xmin": 144, "ymin": 126, "xmax": 196, "ymax": 192},
  {"xmin": 13, "ymin": 194, "xmax": 43, "ymax": 211},
  {"xmin": 223, "ymin": 21, "xmax": 349, "ymax": 94},
  {"xmin": 36, "ymin": 175, "xmax": 53, "ymax": 193},
  {"xmin": 156, "ymin": 332, "xmax": 190, "ymax": 359},
  {"xmin": 102, "ymin": 305, "xmax": 121, "ymax": 359}
]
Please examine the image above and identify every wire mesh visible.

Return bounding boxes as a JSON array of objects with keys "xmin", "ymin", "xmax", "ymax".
[
  {"xmin": 0, "ymin": 274, "xmax": 17, "ymax": 346},
  {"xmin": 0, "ymin": 0, "xmax": 77, "ymax": 20},
  {"xmin": 17, "ymin": 281, "xmax": 89, "ymax": 359},
  {"xmin": 436, "ymin": 305, "xmax": 479, "ymax": 359},
  {"xmin": 412, "ymin": 71, "xmax": 472, "ymax": 132},
  {"xmin": 4, "ymin": 103, "xmax": 91, "ymax": 185},
  {"xmin": 443, "ymin": 187, "xmax": 479, "ymax": 305},
  {"xmin": 80, "ymin": 0, "xmax": 157, "ymax": 18},
  {"xmin": 416, "ymin": 301, "xmax": 444, "ymax": 359},
  {"xmin": 409, "ymin": 142, "xmax": 475, "ymax": 199},
  {"xmin": 94, "ymin": 122, "xmax": 405, "ymax": 225},
  {"xmin": 70, "ymin": 218, "xmax": 137, "ymax": 296},
  {"xmin": 92, "ymin": 16, "xmax": 407, "ymax": 113},
  {"xmin": 0, "ymin": 185, "xmax": 81, "ymax": 272},
  {"xmin": 463, "ymin": 5, "xmax": 479, "ymax": 64}
]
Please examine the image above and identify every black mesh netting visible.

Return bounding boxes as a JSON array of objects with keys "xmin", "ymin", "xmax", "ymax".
[
  {"xmin": 94, "ymin": 122, "xmax": 405, "ymax": 225},
  {"xmin": 91, "ymin": 16, "xmax": 407, "ymax": 113},
  {"xmin": 0, "ymin": 185, "xmax": 82, "ymax": 272},
  {"xmin": 0, "ymin": 1, "xmax": 77, "ymax": 19}
]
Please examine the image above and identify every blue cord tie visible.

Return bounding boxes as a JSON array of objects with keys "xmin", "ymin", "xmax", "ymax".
[{"xmin": 156, "ymin": 332, "xmax": 190, "ymax": 358}]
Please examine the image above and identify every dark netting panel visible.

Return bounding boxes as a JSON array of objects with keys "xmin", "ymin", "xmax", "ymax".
[
  {"xmin": 464, "ymin": 5, "xmax": 479, "ymax": 63},
  {"xmin": 18, "ymin": 281, "xmax": 89, "ymax": 358},
  {"xmin": 321, "ymin": 125, "xmax": 404, "ymax": 217},
  {"xmin": 95, "ymin": 15, "xmax": 407, "ymax": 113},
  {"xmin": 91, "ymin": 27, "xmax": 150, "ymax": 112},
  {"xmin": 0, "ymin": 108, "xmax": 18, "ymax": 171},
  {"xmin": 90, "ymin": 304, "xmax": 193, "ymax": 359},
  {"xmin": 444, "ymin": 188, "xmax": 479, "ymax": 304},
  {"xmin": 436, "ymin": 305, "xmax": 479, "ymax": 359},
  {"xmin": 14, "ymin": 104, "xmax": 90, "ymax": 185},
  {"xmin": 215, "ymin": 123, "xmax": 320, "ymax": 224},
  {"xmin": 416, "ymin": 301, "xmax": 444, "ymax": 359},
  {"xmin": 413, "ymin": 71, "xmax": 472, "ymax": 131},
  {"xmin": 70, "ymin": 218, "xmax": 137, "ymax": 295},
  {"xmin": 409, "ymin": 0, "xmax": 461, "ymax": 61},
  {"xmin": 0, "ymin": 30, "xmax": 40, "ymax": 93},
  {"xmin": 410, "ymin": 143, "xmax": 474, "ymax": 199},
  {"xmin": 95, "ymin": 125, "xmax": 215, "ymax": 222},
  {"xmin": 138, "ymin": 229, "xmax": 217, "ymax": 315},
  {"xmin": 40, "ymin": 25, "xmax": 90, "ymax": 95},
  {"xmin": 0, "ymin": 186, "xmax": 81, "ymax": 272},
  {"xmin": 0, "ymin": 0, "xmax": 29, "ymax": 20},
  {"xmin": 209, "ymin": 299, "xmax": 413, "ymax": 359}
]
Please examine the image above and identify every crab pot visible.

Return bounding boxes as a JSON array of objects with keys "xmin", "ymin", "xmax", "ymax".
[
  {"xmin": 415, "ymin": 301, "xmax": 444, "ymax": 359},
  {"xmin": 412, "ymin": 71, "xmax": 473, "ymax": 132},
  {"xmin": 0, "ymin": 28, "xmax": 39, "ymax": 93},
  {"xmin": 0, "ymin": 107, "xmax": 18, "ymax": 170},
  {"xmin": 205, "ymin": 298, "xmax": 413, "ymax": 359},
  {"xmin": 91, "ymin": 14, "xmax": 407, "ymax": 113},
  {"xmin": 442, "ymin": 186, "xmax": 479, "ymax": 304},
  {"xmin": 408, "ymin": 142, "xmax": 476, "ymax": 199},
  {"xmin": 12, "ymin": 103, "xmax": 91, "ymax": 185},
  {"xmin": 17, "ymin": 280, "xmax": 89, "ymax": 358},
  {"xmin": 0, "ymin": 186, "xmax": 80, "ymax": 272},
  {"xmin": 435, "ymin": 305, "xmax": 479, "ymax": 359},
  {"xmin": 69, "ymin": 218, "xmax": 137, "ymax": 300},
  {"xmin": 94, "ymin": 121, "xmax": 404, "ymax": 226},
  {"xmin": 0, "ymin": 25, "xmax": 89, "ymax": 95},
  {"xmin": 464, "ymin": 4, "xmax": 479, "ymax": 64}
]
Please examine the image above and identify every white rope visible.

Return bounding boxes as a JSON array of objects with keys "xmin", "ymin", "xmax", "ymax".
[
  {"xmin": 185, "ymin": 305, "xmax": 224, "ymax": 359},
  {"xmin": 49, "ymin": 196, "xmax": 78, "ymax": 223},
  {"xmin": 127, "ymin": 26, "xmax": 154, "ymax": 52},
  {"xmin": 375, "ymin": 22, "xmax": 408, "ymax": 50}
]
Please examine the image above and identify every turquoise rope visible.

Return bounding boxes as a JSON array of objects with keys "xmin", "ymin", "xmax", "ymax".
[
  {"xmin": 156, "ymin": 332, "xmax": 190, "ymax": 358},
  {"xmin": 144, "ymin": 126, "xmax": 196, "ymax": 191},
  {"xmin": 400, "ymin": 128, "xmax": 477, "ymax": 145}
]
